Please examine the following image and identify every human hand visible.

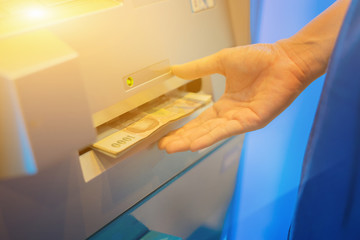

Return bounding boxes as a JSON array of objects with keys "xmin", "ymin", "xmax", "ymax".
[{"xmin": 159, "ymin": 43, "xmax": 311, "ymax": 153}]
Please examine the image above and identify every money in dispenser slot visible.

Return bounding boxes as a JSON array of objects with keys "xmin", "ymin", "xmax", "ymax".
[{"xmin": 92, "ymin": 92, "xmax": 212, "ymax": 157}]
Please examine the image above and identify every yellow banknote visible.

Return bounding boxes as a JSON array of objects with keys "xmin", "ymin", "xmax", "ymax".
[{"xmin": 92, "ymin": 92, "xmax": 211, "ymax": 157}]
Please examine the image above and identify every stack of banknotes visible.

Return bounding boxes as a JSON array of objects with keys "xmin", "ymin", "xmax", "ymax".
[{"xmin": 92, "ymin": 92, "xmax": 212, "ymax": 157}]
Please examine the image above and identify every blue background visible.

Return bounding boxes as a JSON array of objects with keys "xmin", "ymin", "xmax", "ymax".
[{"xmin": 223, "ymin": 1, "xmax": 336, "ymax": 239}]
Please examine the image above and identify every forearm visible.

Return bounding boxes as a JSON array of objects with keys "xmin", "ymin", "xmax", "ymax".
[{"xmin": 277, "ymin": 0, "xmax": 351, "ymax": 85}]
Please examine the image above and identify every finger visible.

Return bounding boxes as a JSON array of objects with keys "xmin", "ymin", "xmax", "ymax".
[
  {"xmin": 158, "ymin": 128, "xmax": 185, "ymax": 149},
  {"xmin": 190, "ymin": 120, "xmax": 244, "ymax": 151},
  {"xmin": 159, "ymin": 123, "xmax": 207, "ymax": 153},
  {"xmin": 163, "ymin": 139, "xmax": 191, "ymax": 153},
  {"xmin": 162, "ymin": 118, "xmax": 227, "ymax": 153},
  {"xmin": 158, "ymin": 119, "xmax": 200, "ymax": 149},
  {"xmin": 159, "ymin": 107, "xmax": 216, "ymax": 149},
  {"xmin": 185, "ymin": 105, "xmax": 218, "ymax": 125},
  {"xmin": 163, "ymin": 123, "xmax": 213, "ymax": 153},
  {"xmin": 172, "ymin": 52, "xmax": 222, "ymax": 80}
]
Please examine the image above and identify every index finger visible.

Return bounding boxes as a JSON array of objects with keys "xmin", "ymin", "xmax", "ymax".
[{"xmin": 172, "ymin": 52, "xmax": 223, "ymax": 80}]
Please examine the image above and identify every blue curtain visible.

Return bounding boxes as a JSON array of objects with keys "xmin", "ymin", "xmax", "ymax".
[{"xmin": 222, "ymin": 1, "xmax": 335, "ymax": 239}]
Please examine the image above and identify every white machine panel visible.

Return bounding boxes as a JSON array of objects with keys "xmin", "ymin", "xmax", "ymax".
[{"xmin": 0, "ymin": 0, "xmax": 250, "ymax": 239}]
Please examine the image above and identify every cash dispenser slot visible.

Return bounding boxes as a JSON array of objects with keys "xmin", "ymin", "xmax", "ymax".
[
  {"xmin": 79, "ymin": 75, "xmax": 214, "ymax": 182},
  {"xmin": 91, "ymin": 59, "xmax": 212, "ymax": 128},
  {"xmin": 93, "ymin": 90, "xmax": 211, "ymax": 158}
]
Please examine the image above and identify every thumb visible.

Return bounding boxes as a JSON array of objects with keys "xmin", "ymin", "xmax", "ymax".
[{"xmin": 172, "ymin": 52, "xmax": 223, "ymax": 80}]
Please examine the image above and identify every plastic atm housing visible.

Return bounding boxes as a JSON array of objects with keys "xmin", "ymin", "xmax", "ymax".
[
  {"xmin": 0, "ymin": 0, "xmax": 250, "ymax": 239},
  {"xmin": 0, "ymin": 31, "xmax": 95, "ymax": 176}
]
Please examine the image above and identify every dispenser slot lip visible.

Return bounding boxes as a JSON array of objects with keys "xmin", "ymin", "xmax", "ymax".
[
  {"xmin": 92, "ymin": 59, "xmax": 177, "ymax": 127},
  {"xmin": 92, "ymin": 76, "xmax": 191, "ymax": 128},
  {"xmin": 79, "ymin": 97, "xmax": 213, "ymax": 183},
  {"xmin": 92, "ymin": 91, "xmax": 212, "ymax": 158}
]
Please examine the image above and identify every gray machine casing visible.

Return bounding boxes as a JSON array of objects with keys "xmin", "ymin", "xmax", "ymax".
[{"xmin": 0, "ymin": 0, "xmax": 250, "ymax": 239}]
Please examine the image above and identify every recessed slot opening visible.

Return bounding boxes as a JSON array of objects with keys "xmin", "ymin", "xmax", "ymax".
[{"xmin": 78, "ymin": 78, "xmax": 213, "ymax": 182}]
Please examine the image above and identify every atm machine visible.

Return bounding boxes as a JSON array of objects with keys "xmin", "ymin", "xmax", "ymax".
[{"xmin": 0, "ymin": 0, "xmax": 250, "ymax": 239}]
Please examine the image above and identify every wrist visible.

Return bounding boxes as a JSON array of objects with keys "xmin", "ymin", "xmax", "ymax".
[{"xmin": 275, "ymin": 38, "xmax": 328, "ymax": 86}]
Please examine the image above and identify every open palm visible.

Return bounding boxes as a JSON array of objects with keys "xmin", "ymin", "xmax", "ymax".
[{"xmin": 159, "ymin": 43, "xmax": 309, "ymax": 153}]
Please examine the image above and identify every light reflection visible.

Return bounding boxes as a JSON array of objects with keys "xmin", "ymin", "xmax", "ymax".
[{"xmin": 24, "ymin": 7, "xmax": 48, "ymax": 20}]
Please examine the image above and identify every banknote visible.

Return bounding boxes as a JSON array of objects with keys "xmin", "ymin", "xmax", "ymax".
[{"xmin": 92, "ymin": 92, "xmax": 212, "ymax": 157}]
